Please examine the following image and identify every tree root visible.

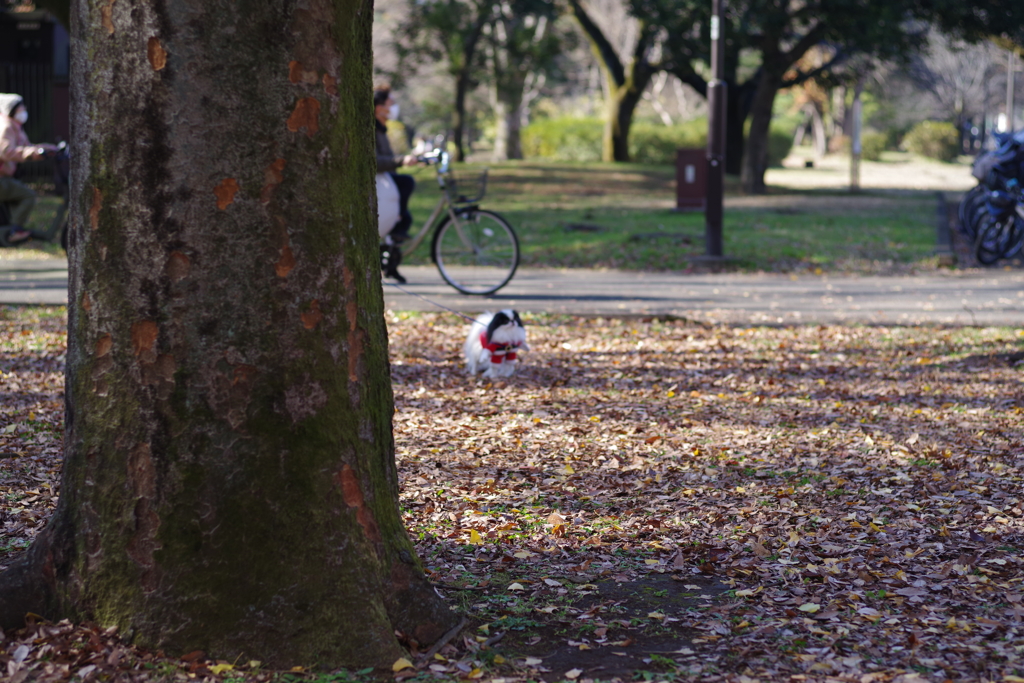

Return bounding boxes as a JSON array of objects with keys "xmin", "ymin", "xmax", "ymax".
[
  {"xmin": 420, "ymin": 616, "xmax": 468, "ymax": 662},
  {"xmin": 0, "ymin": 531, "xmax": 57, "ymax": 630}
]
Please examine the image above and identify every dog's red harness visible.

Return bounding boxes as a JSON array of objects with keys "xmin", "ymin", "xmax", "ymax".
[{"xmin": 480, "ymin": 333, "xmax": 522, "ymax": 365}]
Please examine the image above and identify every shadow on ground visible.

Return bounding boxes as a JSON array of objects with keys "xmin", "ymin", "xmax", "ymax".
[{"xmin": 484, "ymin": 574, "xmax": 730, "ymax": 681}]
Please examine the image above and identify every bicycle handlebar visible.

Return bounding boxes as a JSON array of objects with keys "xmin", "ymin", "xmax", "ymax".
[{"xmin": 416, "ymin": 148, "xmax": 447, "ymax": 165}]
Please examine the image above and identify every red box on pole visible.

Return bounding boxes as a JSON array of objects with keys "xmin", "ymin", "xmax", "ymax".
[{"xmin": 676, "ymin": 148, "xmax": 707, "ymax": 211}]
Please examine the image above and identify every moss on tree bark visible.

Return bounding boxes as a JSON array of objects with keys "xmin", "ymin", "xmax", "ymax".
[{"xmin": 0, "ymin": 0, "xmax": 457, "ymax": 668}]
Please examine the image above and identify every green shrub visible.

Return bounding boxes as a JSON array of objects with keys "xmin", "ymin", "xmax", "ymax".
[
  {"xmin": 767, "ymin": 123, "xmax": 795, "ymax": 167},
  {"xmin": 522, "ymin": 117, "xmax": 711, "ymax": 164},
  {"xmin": 902, "ymin": 121, "xmax": 960, "ymax": 162},
  {"xmin": 860, "ymin": 131, "xmax": 887, "ymax": 161},
  {"xmin": 629, "ymin": 120, "xmax": 707, "ymax": 164},
  {"xmin": 521, "ymin": 117, "xmax": 603, "ymax": 161},
  {"xmin": 830, "ymin": 132, "xmax": 886, "ymax": 160}
]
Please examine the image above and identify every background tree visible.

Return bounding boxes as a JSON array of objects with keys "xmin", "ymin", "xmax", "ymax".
[
  {"xmin": 484, "ymin": 0, "xmax": 563, "ymax": 160},
  {"xmin": 566, "ymin": 0, "xmax": 665, "ymax": 161},
  {"xmin": 906, "ymin": 31, "xmax": 1003, "ymax": 144},
  {"xmin": 632, "ymin": 0, "xmax": 757, "ymax": 174},
  {"xmin": 396, "ymin": 0, "xmax": 493, "ymax": 160},
  {"xmin": 0, "ymin": 0, "xmax": 456, "ymax": 668},
  {"xmin": 732, "ymin": 0, "xmax": 1024, "ymax": 193}
]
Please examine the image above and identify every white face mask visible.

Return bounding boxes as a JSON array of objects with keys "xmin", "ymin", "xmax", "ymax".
[
  {"xmin": 388, "ymin": 103, "xmax": 400, "ymax": 121},
  {"xmin": 13, "ymin": 110, "xmax": 28, "ymax": 124}
]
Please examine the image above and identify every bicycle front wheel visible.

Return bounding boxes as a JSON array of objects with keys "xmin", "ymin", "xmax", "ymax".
[
  {"xmin": 975, "ymin": 213, "xmax": 1022, "ymax": 265},
  {"xmin": 432, "ymin": 209, "xmax": 519, "ymax": 295},
  {"xmin": 957, "ymin": 185, "xmax": 987, "ymax": 243}
]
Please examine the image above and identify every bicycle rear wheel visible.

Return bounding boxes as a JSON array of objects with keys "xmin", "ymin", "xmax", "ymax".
[
  {"xmin": 432, "ymin": 209, "xmax": 519, "ymax": 295},
  {"xmin": 975, "ymin": 213, "xmax": 1023, "ymax": 265}
]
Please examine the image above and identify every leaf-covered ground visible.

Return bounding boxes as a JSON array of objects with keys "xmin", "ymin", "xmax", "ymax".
[{"xmin": 2, "ymin": 307, "xmax": 1023, "ymax": 683}]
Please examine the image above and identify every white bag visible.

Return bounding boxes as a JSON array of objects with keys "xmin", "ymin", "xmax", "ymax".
[{"xmin": 376, "ymin": 172, "xmax": 401, "ymax": 238}]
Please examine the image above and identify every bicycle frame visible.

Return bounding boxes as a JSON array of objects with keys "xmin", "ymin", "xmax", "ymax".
[
  {"xmin": 400, "ymin": 193, "xmax": 451, "ymax": 255},
  {"xmin": 396, "ymin": 152, "xmax": 479, "ymax": 257}
]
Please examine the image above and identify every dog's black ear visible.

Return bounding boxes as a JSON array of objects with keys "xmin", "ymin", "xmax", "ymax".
[
  {"xmin": 485, "ymin": 311, "xmax": 511, "ymax": 340},
  {"xmin": 512, "ymin": 311, "xmax": 523, "ymax": 327}
]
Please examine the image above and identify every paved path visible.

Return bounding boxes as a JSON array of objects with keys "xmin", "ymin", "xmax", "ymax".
[
  {"xmin": 3, "ymin": 258, "xmax": 1023, "ymax": 325},
  {"xmin": 0, "ymin": 259, "xmax": 71, "ymax": 305},
  {"xmin": 383, "ymin": 266, "xmax": 1024, "ymax": 326}
]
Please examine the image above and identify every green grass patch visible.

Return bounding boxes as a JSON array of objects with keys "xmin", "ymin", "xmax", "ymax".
[{"xmin": 399, "ymin": 161, "xmax": 938, "ymax": 273}]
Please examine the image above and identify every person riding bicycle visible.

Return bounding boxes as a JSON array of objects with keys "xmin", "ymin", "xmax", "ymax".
[
  {"xmin": 374, "ymin": 84, "xmax": 420, "ymax": 283},
  {"xmin": 0, "ymin": 94, "xmax": 57, "ymax": 246}
]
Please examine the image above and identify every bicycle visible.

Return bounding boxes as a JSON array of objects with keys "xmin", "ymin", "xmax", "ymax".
[
  {"xmin": 973, "ymin": 189, "xmax": 1023, "ymax": 266},
  {"xmin": 0, "ymin": 141, "xmax": 69, "ymax": 251},
  {"xmin": 381, "ymin": 149, "xmax": 519, "ymax": 296}
]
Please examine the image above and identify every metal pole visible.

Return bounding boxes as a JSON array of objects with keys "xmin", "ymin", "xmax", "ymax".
[
  {"xmin": 850, "ymin": 88, "xmax": 862, "ymax": 193},
  {"xmin": 1008, "ymin": 51, "xmax": 1017, "ymax": 132},
  {"xmin": 704, "ymin": 0, "xmax": 727, "ymax": 258}
]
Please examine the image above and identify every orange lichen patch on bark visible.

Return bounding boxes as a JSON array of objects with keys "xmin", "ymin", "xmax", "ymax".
[
  {"xmin": 165, "ymin": 251, "xmax": 190, "ymax": 283},
  {"xmin": 286, "ymin": 98, "xmax": 320, "ymax": 138},
  {"xmin": 301, "ymin": 300, "xmax": 323, "ymax": 329},
  {"xmin": 276, "ymin": 244, "xmax": 295, "ymax": 278},
  {"xmin": 82, "ymin": 292, "xmax": 92, "ymax": 311},
  {"xmin": 89, "ymin": 187, "xmax": 103, "ymax": 230},
  {"xmin": 131, "ymin": 321, "xmax": 159, "ymax": 363},
  {"xmin": 347, "ymin": 300, "xmax": 358, "ymax": 332},
  {"xmin": 261, "ymin": 158, "xmax": 286, "ymax": 204},
  {"xmin": 126, "ymin": 443, "xmax": 161, "ymax": 592},
  {"xmin": 100, "ymin": 0, "xmax": 115, "ymax": 34},
  {"xmin": 214, "ymin": 178, "xmax": 240, "ymax": 210},
  {"xmin": 95, "ymin": 334, "xmax": 113, "ymax": 358},
  {"xmin": 232, "ymin": 364, "xmax": 257, "ymax": 386},
  {"xmin": 288, "ymin": 61, "xmax": 318, "ymax": 85},
  {"xmin": 337, "ymin": 465, "xmax": 381, "ymax": 542},
  {"xmin": 147, "ymin": 37, "xmax": 167, "ymax": 71},
  {"xmin": 323, "ymin": 73, "xmax": 338, "ymax": 96}
]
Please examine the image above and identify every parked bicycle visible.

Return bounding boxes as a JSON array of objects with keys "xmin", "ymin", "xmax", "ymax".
[
  {"xmin": 0, "ymin": 141, "xmax": 69, "ymax": 251},
  {"xmin": 379, "ymin": 148, "xmax": 519, "ymax": 295},
  {"xmin": 959, "ymin": 131, "xmax": 1024, "ymax": 265}
]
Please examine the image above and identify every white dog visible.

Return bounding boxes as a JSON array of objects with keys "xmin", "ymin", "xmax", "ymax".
[{"xmin": 464, "ymin": 310, "xmax": 528, "ymax": 378}]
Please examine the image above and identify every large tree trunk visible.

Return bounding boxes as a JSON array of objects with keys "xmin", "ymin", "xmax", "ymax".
[
  {"xmin": 724, "ymin": 79, "xmax": 757, "ymax": 176},
  {"xmin": 492, "ymin": 69, "xmax": 527, "ymax": 161},
  {"xmin": 0, "ymin": 0, "xmax": 456, "ymax": 668},
  {"xmin": 567, "ymin": 0, "xmax": 652, "ymax": 163},
  {"xmin": 493, "ymin": 97, "xmax": 524, "ymax": 161},
  {"xmin": 453, "ymin": 70, "xmax": 472, "ymax": 161},
  {"xmin": 604, "ymin": 74, "xmax": 649, "ymax": 162},
  {"xmin": 741, "ymin": 71, "xmax": 781, "ymax": 194}
]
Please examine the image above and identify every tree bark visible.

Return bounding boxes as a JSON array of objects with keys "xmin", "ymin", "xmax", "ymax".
[
  {"xmin": 453, "ymin": 71, "xmax": 473, "ymax": 161},
  {"xmin": 604, "ymin": 74, "xmax": 649, "ymax": 162},
  {"xmin": 0, "ymin": 0, "xmax": 456, "ymax": 668},
  {"xmin": 567, "ymin": 0, "xmax": 656, "ymax": 163},
  {"xmin": 724, "ymin": 79, "xmax": 757, "ymax": 176},
  {"xmin": 741, "ymin": 70, "xmax": 781, "ymax": 194},
  {"xmin": 493, "ymin": 95, "xmax": 524, "ymax": 160},
  {"xmin": 451, "ymin": 10, "xmax": 488, "ymax": 162}
]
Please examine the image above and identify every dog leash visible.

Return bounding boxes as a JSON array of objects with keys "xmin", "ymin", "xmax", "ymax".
[{"xmin": 382, "ymin": 281, "xmax": 479, "ymax": 323}]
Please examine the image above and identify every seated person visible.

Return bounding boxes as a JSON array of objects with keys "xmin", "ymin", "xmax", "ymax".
[
  {"xmin": 0, "ymin": 94, "xmax": 56, "ymax": 246},
  {"xmin": 374, "ymin": 84, "xmax": 419, "ymax": 283}
]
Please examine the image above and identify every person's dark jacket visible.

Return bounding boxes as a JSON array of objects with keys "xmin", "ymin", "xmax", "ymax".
[{"xmin": 376, "ymin": 120, "xmax": 404, "ymax": 173}]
